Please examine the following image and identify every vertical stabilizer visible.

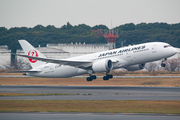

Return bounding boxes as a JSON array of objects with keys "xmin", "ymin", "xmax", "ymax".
[{"xmin": 18, "ymin": 40, "xmax": 46, "ymax": 69}]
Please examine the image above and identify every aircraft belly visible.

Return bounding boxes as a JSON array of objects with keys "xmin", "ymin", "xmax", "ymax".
[
  {"xmin": 52, "ymin": 66, "xmax": 88, "ymax": 78},
  {"xmin": 51, "ymin": 66, "xmax": 77, "ymax": 78},
  {"xmin": 122, "ymin": 50, "xmax": 152, "ymax": 66},
  {"xmin": 133, "ymin": 49, "xmax": 163, "ymax": 63}
]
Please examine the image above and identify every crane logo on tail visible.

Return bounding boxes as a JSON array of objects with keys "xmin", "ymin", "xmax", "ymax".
[{"xmin": 28, "ymin": 50, "xmax": 38, "ymax": 63}]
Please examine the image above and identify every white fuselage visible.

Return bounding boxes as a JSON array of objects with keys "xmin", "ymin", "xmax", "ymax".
[{"xmin": 27, "ymin": 42, "xmax": 177, "ymax": 78}]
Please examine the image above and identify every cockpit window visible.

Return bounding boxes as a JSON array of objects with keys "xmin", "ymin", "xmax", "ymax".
[{"xmin": 164, "ymin": 45, "xmax": 171, "ymax": 48}]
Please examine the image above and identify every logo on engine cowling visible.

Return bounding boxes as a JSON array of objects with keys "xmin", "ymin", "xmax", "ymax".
[{"xmin": 28, "ymin": 50, "xmax": 38, "ymax": 63}]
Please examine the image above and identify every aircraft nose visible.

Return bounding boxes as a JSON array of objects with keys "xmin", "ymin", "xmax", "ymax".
[{"xmin": 172, "ymin": 47, "xmax": 178, "ymax": 55}]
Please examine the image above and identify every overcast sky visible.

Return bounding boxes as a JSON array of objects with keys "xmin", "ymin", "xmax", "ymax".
[{"xmin": 0, "ymin": 0, "xmax": 180, "ymax": 29}]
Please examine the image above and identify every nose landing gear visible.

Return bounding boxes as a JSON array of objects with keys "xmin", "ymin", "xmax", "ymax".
[
  {"xmin": 161, "ymin": 58, "xmax": 167, "ymax": 67},
  {"xmin": 161, "ymin": 63, "xmax": 166, "ymax": 67}
]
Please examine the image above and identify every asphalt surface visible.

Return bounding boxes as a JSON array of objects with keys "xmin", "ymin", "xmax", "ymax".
[
  {"xmin": 0, "ymin": 85, "xmax": 180, "ymax": 120},
  {"xmin": 0, "ymin": 86, "xmax": 180, "ymax": 100},
  {"xmin": 0, "ymin": 113, "xmax": 180, "ymax": 120}
]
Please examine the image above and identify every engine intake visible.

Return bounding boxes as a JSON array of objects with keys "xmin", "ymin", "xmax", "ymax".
[{"xmin": 92, "ymin": 59, "xmax": 113, "ymax": 72}]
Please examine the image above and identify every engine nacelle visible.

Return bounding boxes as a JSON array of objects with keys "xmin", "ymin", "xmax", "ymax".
[
  {"xmin": 92, "ymin": 59, "xmax": 113, "ymax": 73},
  {"xmin": 125, "ymin": 63, "xmax": 145, "ymax": 71}
]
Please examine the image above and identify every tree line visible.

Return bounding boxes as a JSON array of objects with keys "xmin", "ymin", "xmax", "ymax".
[{"xmin": 0, "ymin": 22, "xmax": 180, "ymax": 54}]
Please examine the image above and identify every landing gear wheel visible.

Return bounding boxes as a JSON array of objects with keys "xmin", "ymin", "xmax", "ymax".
[
  {"xmin": 103, "ymin": 73, "xmax": 113, "ymax": 81},
  {"xmin": 161, "ymin": 63, "xmax": 166, "ymax": 67},
  {"xmin": 86, "ymin": 77, "xmax": 92, "ymax": 82},
  {"xmin": 161, "ymin": 58, "xmax": 167, "ymax": 67},
  {"xmin": 103, "ymin": 76, "xmax": 109, "ymax": 81},
  {"xmin": 107, "ymin": 74, "xmax": 113, "ymax": 79},
  {"xmin": 86, "ymin": 75, "xmax": 97, "ymax": 82},
  {"xmin": 90, "ymin": 75, "xmax": 97, "ymax": 80}
]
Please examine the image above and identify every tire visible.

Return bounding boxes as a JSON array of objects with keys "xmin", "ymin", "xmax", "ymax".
[
  {"xmin": 91, "ymin": 75, "xmax": 97, "ymax": 80},
  {"xmin": 103, "ymin": 76, "xmax": 109, "ymax": 81},
  {"xmin": 107, "ymin": 74, "xmax": 113, "ymax": 79},
  {"xmin": 86, "ymin": 77, "xmax": 92, "ymax": 81},
  {"xmin": 161, "ymin": 63, "xmax": 166, "ymax": 67}
]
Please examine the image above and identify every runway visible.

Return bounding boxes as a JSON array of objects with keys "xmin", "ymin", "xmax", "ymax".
[
  {"xmin": 1, "ymin": 86, "xmax": 180, "ymax": 120},
  {"xmin": 0, "ymin": 113, "xmax": 179, "ymax": 120},
  {"xmin": 0, "ymin": 86, "xmax": 180, "ymax": 100}
]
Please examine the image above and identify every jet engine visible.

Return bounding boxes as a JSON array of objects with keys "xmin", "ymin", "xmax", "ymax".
[
  {"xmin": 92, "ymin": 59, "xmax": 113, "ymax": 72},
  {"xmin": 125, "ymin": 63, "xmax": 145, "ymax": 71}
]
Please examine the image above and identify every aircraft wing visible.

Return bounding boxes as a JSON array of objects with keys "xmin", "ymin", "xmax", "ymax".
[{"xmin": 12, "ymin": 53, "xmax": 92, "ymax": 68}]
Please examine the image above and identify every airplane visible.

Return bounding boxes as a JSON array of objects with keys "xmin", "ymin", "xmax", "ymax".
[{"xmin": 12, "ymin": 40, "xmax": 177, "ymax": 81}]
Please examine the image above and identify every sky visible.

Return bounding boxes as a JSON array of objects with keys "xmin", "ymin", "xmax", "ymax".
[{"xmin": 0, "ymin": 0, "xmax": 180, "ymax": 29}]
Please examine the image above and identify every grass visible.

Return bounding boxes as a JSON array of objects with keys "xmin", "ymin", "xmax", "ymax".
[
  {"xmin": 0, "ymin": 100, "xmax": 179, "ymax": 114},
  {"xmin": 0, "ymin": 77, "xmax": 180, "ymax": 87},
  {"xmin": 0, "ymin": 93, "xmax": 73, "ymax": 96}
]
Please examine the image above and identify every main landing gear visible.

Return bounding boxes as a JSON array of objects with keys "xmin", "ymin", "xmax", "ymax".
[
  {"xmin": 103, "ymin": 71, "xmax": 113, "ymax": 81},
  {"xmin": 86, "ymin": 75, "xmax": 97, "ymax": 82},
  {"xmin": 103, "ymin": 74, "xmax": 113, "ymax": 81},
  {"xmin": 86, "ymin": 72, "xmax": 113, "ymax": 81}
]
